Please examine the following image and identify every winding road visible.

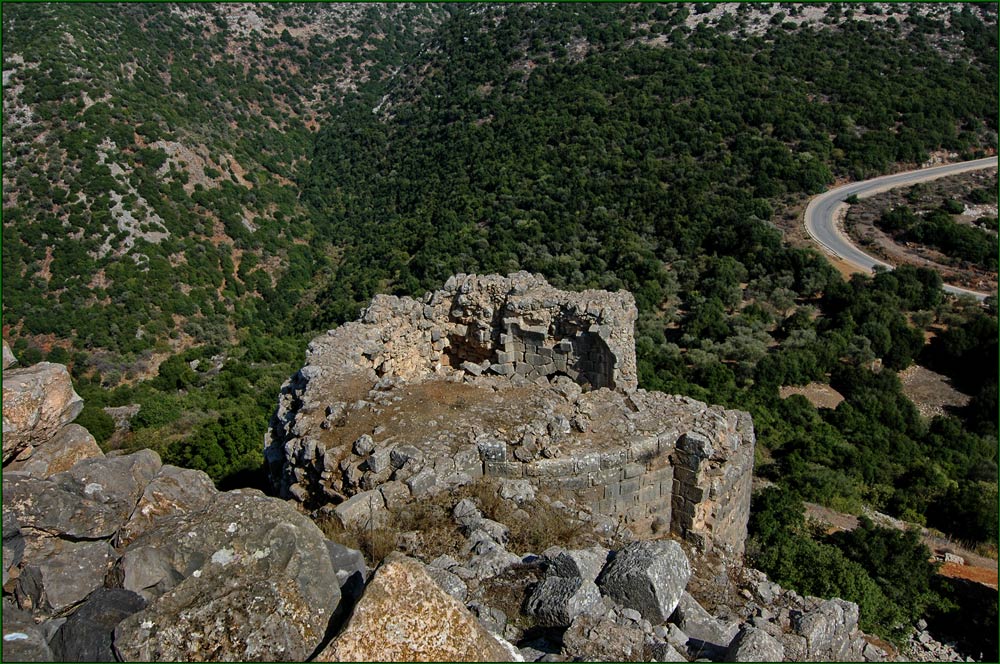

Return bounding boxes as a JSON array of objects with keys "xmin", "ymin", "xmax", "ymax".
[{"xmin": 804, "ymin": 156, "xmax": 998, "ymax": 301}]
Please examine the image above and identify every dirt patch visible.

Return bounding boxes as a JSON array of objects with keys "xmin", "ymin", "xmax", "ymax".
[
  {"xmin": 939, "ymin": 562, "xmax": 998, "ymax": 590},
  {"xmin": 897, "ymin": 364, "xmax": 971, "ymax": 420},
  {"xmin": 779, "ymin": 382, "xmax": 845, "ymax": 410}
]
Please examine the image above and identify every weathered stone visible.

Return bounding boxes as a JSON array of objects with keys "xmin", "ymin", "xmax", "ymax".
[
  {"xmin": 791, "ymin": 597, "xmax": 861, "ymax": 661},
  {"xmin": 546, "ymin": 546, "xmax": 610, "ymax": 583},
  {"xmin": 499, "ymin": 478, "xmax": 536, "ymax": 503},
  {"xmin": 353, "ymin": 434, "xmax": 375, "ymax": 456},
  {"xmin": 597, "ymin": 541, "xmax": 690, "ymax": 624},
  {"xmin": 326, "ymin": 541, "xmax": 368, "ymax": 603},
  {"xmin": 562, "ymin": 614, "xmax": 645, "ymax": 662},
  {"xmin": 3, "ymin": 362, "xmax": 84, "ymax": 463},
  {"xmin": 526, "ymin": 576, "xmax": 602, "ymax": 627},
  {"xmin": 333, "ymin": 490, "xmax": 387, "ymax": 530},
  {"xmin": 113, "ymin": 491, "xmax": 341, "ymax": 662},
  {"xmin": 117, "ymin": 464, "xmax": 216, "ymax": 547},
  {"xmin": 467, "ymin": 547, "xmax": 521, "ymax": 580},
  {"xmin": 1, "ymin": 599, "xmax": 54, "ymax": 662},
  {"xmin": 648, "ymin": 641, "xmax": 688, "ymax": 662},
  {"xmin": 49, "ymin": 588, "xmax": 146, "ymax": 662},
  {"xmin": 16, "ymin": 538, "xmax": 114, "ymax": 614},
  {"xmin": 2, "ymin": 339, "xmax": 16, "ymax": 370},
  {"xmin": 406, "ymin": 467, "xmax": 437, "ymax": 496},
  {"xmin": 426, "ymin": 565, "xmax": 468, "ymax": 602},
  {"xmin": 670, "ymin": 592, "xmax": 739, "ymax": 654},
  {"xmin": 2, "ymin": 511, "xmax": 25, "ymax": 587},
  {"xmin": 3, "ymin": 451, "xmax": 161, "ymax": 540},
  {"xmin": 6, "ymin": 424, "xmax": 103, "ymax": 478},
  {"xmin": 726, "ymin": 624, "xmax": 785, "ymax": 663},
  {"xmin": 316, "ymin": 554, "xmax": 515, "ymax": 661},
  {"xmin": 453, "ymin": 498, "xmax": 484, "ymax": 531}
]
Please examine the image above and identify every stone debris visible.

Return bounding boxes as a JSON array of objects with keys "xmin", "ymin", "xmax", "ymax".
[{"xmin": 597, "ymin": 540, "xmax": 691, "ymax": 624}]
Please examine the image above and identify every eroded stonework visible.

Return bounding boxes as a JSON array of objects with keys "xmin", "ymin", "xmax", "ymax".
[{"xmin": 267, "ymin": 273, "xmax": 754, "ymax": 558}]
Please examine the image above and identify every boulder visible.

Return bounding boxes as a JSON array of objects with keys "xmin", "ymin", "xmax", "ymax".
[
  {"xmin": 648, "ymin": 641, "xmax": 688, "ymax": 662},
  {"xmin": 526, "ymin": 576, "xmax": 602, "ymax": 627},
  {"xmin": 6, "ymin": 424, "xmax": 103, "ymax": 478},
  {"xmin": 525, "ymin": 547, "xmax": 609, "ymax": 626},
  {"xmin": 792, "ymin": 597, "xmax": 862, "ymax": 660},
  {"xmin": 316, "ymin": 553, "xmax": 514, "ymax": 661},
  {"xmin": 116, "ymin": 464, "xmax": 217, "ymax": 547},
  {"xmin": 326, "ymin": 540, "xmax": 368, "ymax": 602},
  {"xmin": 113, "ymin": 491, "xmax": 341, "ymax": 662},
  {"xmin": 3, "ymin": 339, "xmax": 16, "ymax": 370},
  {"xmin": 1, "ymin": 599, "xmax": 54, "ymax": 662},
  {"xmin": 670, "ymin": 592, "xmax": 739, "ymax": 658},
  {"xmin": 561, "ymin": 614, "xmax": 645, "ymax": 662},
  {"xmin": 49, "ymin": 588, "xmax": 146, "ymax": 662},
  {"xmin": 3, "ymin": 362, "xmax": 84, "ymax": 462},
  {"xmin": 453, "ymin": 497, "xmax": 484, "ymax": 530},
  {"xmin": 425, "ymin": 566, "xmax": 468, "ymax": 602},
  {"xmin": 597, "ymin": 540, "xmax": 690, "ymax": 624},
  {"xmin": 13, "ymin": 535, "xmax": 114, "ymax": 614},
  {"xmin": 333, "ymin": 489, "xmax": 387, "ymax": 530},
  {"xmin": 3, "ymin": 451, "xmax": 162, "ymax": 540},
  {"xmin": 726, "ymin": 625, "xmax": 785, "ymax": 663}
]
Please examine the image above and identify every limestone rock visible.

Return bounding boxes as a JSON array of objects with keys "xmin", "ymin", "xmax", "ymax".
[
  {"xmin": 526, "ymin": 547, "xmax": 609, "ymax": 627},
  {"xmin": 317, "ymin": 553, "xmax": 514, "ymax": 662},
  {"xmin": 597, "ymin": 540, "xmax": 691, "ymax": 624},
  {"xmin": 648, "ymin": 641, "xmax": 689, "ymax": 662},
  {"xmin": 326, "ymin": 541, "xmax": 368, "ymax": 602},
  {"xmin": 3, "ymin": 451, "xmax": 162, "ymax": 540},
  {"xmin": 15, "ymin": 538, "xmax": 114, "ymax": 614},
  {"xmin": 726, "ymin": 625, "xmax": 785, "ymax": 663},
  {"xmin": 1, "ymin": 599, "xmax": 54, "ymax": 662},
  {"xmin": 113, "ymin": 491, "xmax": 341, "ymax": 662},
  {"xmin": 3, "ymin": 339, "xmax": 17, "ymax": 370},
  {"xmin": 670, "ymin": 592, "xmax": 739, "ymax": 658},
  {"xmin": 6, "ymin": 424, "xmax": 103, "ymax": 478},
  {"xmin": 3, "ymin": 362, "xmax": 84, "ymax": 462},
  {"xmin": 49, "ymin": 588, "xmax": 146, "ymax": 662},
  {"xmin": 791, "ymin": 597, "xmax": 862, "ymax": 661},
  {"xmin": 116, "ymin": 463, "xmax": 217, "ymax": 547},
  {"xmin": 561, "ymin": 613, "xmax": 645, "ymax": 662}
]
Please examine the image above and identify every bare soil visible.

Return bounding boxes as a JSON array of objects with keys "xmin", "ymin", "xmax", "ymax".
[
  {"xmin": 779, "ymin": 382, "xmax": 845, "ymax": 410},
  {"xmin": 897, "ymin": 364, "xmax": 971, "ymax": 420}
]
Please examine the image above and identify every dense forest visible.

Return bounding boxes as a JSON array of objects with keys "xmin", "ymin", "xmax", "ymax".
[{"xmin": 3, "ymin": 3, "xmax": 997, "ymax": 647}]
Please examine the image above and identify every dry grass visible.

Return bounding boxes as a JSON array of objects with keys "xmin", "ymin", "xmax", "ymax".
[
  {"xmin": 463, "ymin": 478, "xmax": 593, "ymax": 554},
  {"xmin": 315, "ymin": 477, "xmax": 596, "ymax": 568}
]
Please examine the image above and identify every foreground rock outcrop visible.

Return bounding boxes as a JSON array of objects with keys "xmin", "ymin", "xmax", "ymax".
[
  {"xmin": 268, "ymin": 273, "xmax": 755, "ymax": 560},
  {"xmin": 1, "ymin": 344, "xmax": 368, "ymax": 662},
  {"xmin": 316, "ymin": 553, "xmax": 518, "ymax": 662}
]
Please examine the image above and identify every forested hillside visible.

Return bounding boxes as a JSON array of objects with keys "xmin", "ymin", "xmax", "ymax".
[{"xmin": 3, "ymin": 3, "xmax": 997, "ymax": 647}]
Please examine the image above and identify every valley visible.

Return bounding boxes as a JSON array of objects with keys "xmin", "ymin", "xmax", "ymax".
[{"xmin": 2, "ymin": 3, "xmax": 997, "ymax": 661}]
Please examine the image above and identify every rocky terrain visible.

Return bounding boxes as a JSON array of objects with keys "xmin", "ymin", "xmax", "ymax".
[{"xmin": 3, "ymin": 278, "xmax": 976, "ymax": 662}]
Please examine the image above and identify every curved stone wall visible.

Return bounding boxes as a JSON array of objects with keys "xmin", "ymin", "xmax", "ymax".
[{"xmin": 267, "ymin": 273, "xmax": 754, "ymax": 559}]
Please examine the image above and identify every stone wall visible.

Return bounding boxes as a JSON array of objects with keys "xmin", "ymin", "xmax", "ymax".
[{"xmin": 267, "ymin": 274, "xmax": 754, "ymax": 560}]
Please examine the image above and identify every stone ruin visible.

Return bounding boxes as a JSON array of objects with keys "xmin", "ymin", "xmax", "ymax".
[{"xmin": 267, "ymin": 272, "xmax": 755, "ymax": 559}]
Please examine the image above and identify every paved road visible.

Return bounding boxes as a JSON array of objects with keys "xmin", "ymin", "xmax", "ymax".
[{"xmin": 804, "ymin": 157, "xmax": 998, "ymax": 301}]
